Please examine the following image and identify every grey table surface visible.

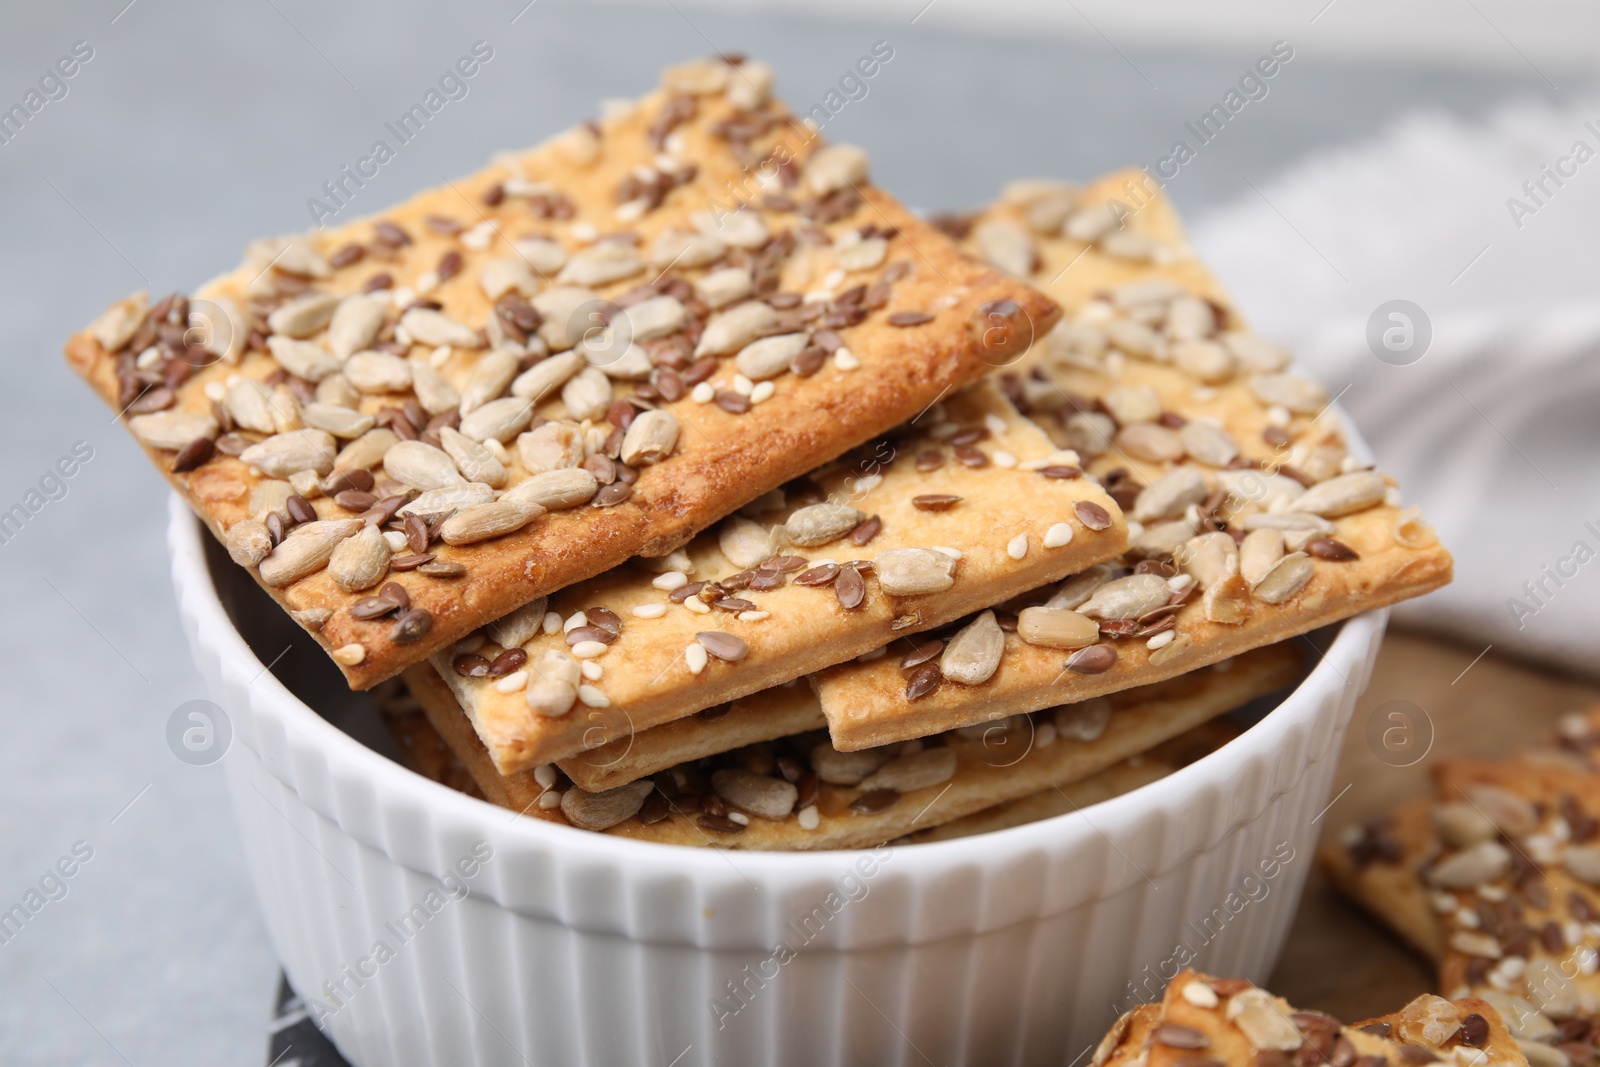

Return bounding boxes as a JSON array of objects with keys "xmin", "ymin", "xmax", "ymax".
[{"xmin": 0, "ymin": 1, "xmax": 1573, "ymax": 1063}]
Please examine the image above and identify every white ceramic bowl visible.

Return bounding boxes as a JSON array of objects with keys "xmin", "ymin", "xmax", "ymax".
[{"xmin": 169, "ymin": 493, "xmax": 1385, "ymax": 1067}]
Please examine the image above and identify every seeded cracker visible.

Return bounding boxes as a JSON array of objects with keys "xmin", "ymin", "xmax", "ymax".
[
  {"xmin": 1322, "ymin": 707, "xmax": 1600, "ymax": 1059},
  {"xmin": 64, "ymin": 56, "xmax": 1055, "ymax": 689},
  {"xmin": 431, "ymin": 381, "xmax": 1124, "ymax": 775},
  {"xmin": 1130, "ymin": 969, "xmax": 1527, "ymax": 1067},
  {"xmin": 813, "ymin": 170, "xmax": 1453, "ymax": 750},
  {"xmin": 400, "ymin": 641, "xmax": 1298, "ymax": 850}
]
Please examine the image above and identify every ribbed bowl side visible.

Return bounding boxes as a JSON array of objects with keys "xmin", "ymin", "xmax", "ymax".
[{"xmin": 170, "ymin": 495, "xmax": 1382, "ymax": 1067}]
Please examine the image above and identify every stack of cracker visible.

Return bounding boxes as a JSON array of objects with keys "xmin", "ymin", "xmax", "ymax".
[
  {"xmin": 1323, "ymin": 706, "xmax": 1600, "ymax": 1066},
  {"xmin": 67, "ymin": 57, "xmax": 1451, "ymax": 850},
  {"xmin": 1092, "ymin": 968, "xmax": 1529, "ymax": 1067}
]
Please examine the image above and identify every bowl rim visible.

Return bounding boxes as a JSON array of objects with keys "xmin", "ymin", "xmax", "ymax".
[{"xmin": 170, "ymin": 492, "xmax": 1380, "ymax": 890}]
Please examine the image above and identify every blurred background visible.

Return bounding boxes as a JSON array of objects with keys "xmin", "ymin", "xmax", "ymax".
[{"xmin": 2, "ymin": 1, "xmax": 1596, "ymax": 1062}]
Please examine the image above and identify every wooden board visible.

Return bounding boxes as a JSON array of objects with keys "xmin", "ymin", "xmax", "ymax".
[{"xmin": 1270, "ymin": 630, "xmax": 1600, "ymax": 1020}]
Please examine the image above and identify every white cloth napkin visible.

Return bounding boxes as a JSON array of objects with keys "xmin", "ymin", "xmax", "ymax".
[{"xmin": 1188, "ymin": 91, "xmax": 1600, "ymax": 676}]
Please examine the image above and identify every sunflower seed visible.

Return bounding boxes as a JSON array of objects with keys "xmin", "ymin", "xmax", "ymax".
[
  {"xmin": 460, "ymin": 396, "xmax": 535, "ymax": 443},
  {"xmin": 1252, "ymin": 552, "xmax": 1314, "ymax": 604},
  {"xmin": 400, "ymin": 308, "xmax": 482, "ymax": 348},
  {"xmin": 530, "ymin": 287, "xmax": 598, "ymax": 352},
  {"xmin": 696, "ymin": 631, "xmax": 748, "ymax": 662},
  {"xmin": 693, "ymin": 208, "xmax": 769, "ymax": 249},
  {"xmin": 1133, "ymin": 467, "xmax": 1208, "ymax": 523},
  {"xmin": 973, "ymin": 218, "xmax": 1037, "ymax": 277},
  {"xmin": 735, "ymin": 333, "xmax": 808, "ymax": 382},
  {"xmin": 1174, "ymin": 532, "xmax": 1238, "ymax": 590},
  {"xmin": 515, "ymin": 422, "xmax": 584, "ymax": 474},
  {"xmin": 560, "ymin": 366, "xmax": 612, "ymax": 422},
  {"xmin": 1056, "ymin": 699, "xmax": 1112, "ymax": 741},
  {"xmin": 255, "ymin": 237, "xmax": 330, "ymax": 278},
  {"xmin": 1230, "ymin": 993, "xmax": 1303, "ymax": 1051},
  {"xmin": 224, "ymin": 519, "xmax": 273, "ymax": 567},
  {"xmin": 711, "ymin": 769, "xmax": 798, "ymax": 820},
  {"xmin": 501, "ymin": 468, "xmax": 600, "ymax": 510},
  {"xmin": 1117, "ymin": 423, "xmax": 1186, "ymax": 463},
  {"xmin": 1202, "ymin": 574, "xmax": 1252, "ymax": 624},
  {"xmin": 1172, "ymin": 340, "xmax": 1234, "ymax": 384},
  {"xmin": 508, "ymin": 353, "xmax": 582, "ymax": 407},
  {"xmin": 437, "ymin": 426, "xmax": 506, "ymax": 487},
  {"xmin": 1176, "ymin": 421, "xmax": 1238, "ymax": 467},
  {"xmin": 267, "ymin": 292, "xmax": 341, "ymax": 338},
  {"xmin": 1426, "ymin": 841, "xmax": 1511, "ymax": 889},
  {"xmin": 808, "ymin": 742, "xmax": 889, "ymax": 785},
  {"xmin": 333, "ymin": 428, "xmax": 399, "ymax": 471},
  {"xmin": 397, "ymin": 483, "xmax": 495, "ymax": 523},
  {"xmin": 440, "ymin": 499, "xmax": 543, "ymax": 545},
  {"xmin": 266, "ymin": 336, "xmax": 341, "ymax": 382},
  {"xmin": 835, "ymin": 236, "xmax": 887, "ymax": 272},
  {"xmin": 719, "ymin": 517, "xmax": 774, "ymax": 569},
  {"xmin": 130, "ymin": 410, "xmax": 218, "ymax": 451},
  {"xmin": 478, "ymin": 257, "xmax": 540, "ymax": 301},
  {"xmin": 90, "ymin": 292, "xmax": 148, "ymax": 352},
  {"xmin": 1064, "ymin": 412, "xmax": 1115, "ymax": 457},
  {"xmin": 1217, "ymin": 469, "xmax": 1305, "ymax": 513},
  {"xmin": 695, "ymin": 300, "xmax": 780, "ymax": 357},
  {"xmin": 940, "ymin": 610, "xmax": 1005, "ymax": 685},
  {"xmin": 343, "ymin": 351, "xmax": 413, "ymax": 394},
  {"xmin": 458, "ymin": 350, "xmax": 521, "ymax": 415},
  {"xmin": 874, "ymin": 548, "xmax": 956, "ymax": 596},
  {"xmin": 621, "ymin": 295, "xmax": 688, "ymax": 342},
  {"xmin": 1079, "ymin": 574, "xmax": 1170, "ymax": 621},
  {"xmin": 695, "ymin": 267, "xmax": 753, "ymax": 309},
  {"xmin": 804, "ymin": 144, "xmax": 869, "ymax": 196},
  {"xmin": 1432, "ymin": 803, "xmax": 1497, "ymax": 849},
  {"xmin": 557, "ymin": 241, "xmax": 645, "ymax": 287},
  {"xmin": 1286, "ymin": 471, "xmax": 1386, "ymax": 518},
  {"xmin": 326, "ymin": 294, "xmax": 388, "ymax": 359},
  {"xmin": 1250, "ymin": 373, "xmax": 1328, "ymax": 414},
  {"xmin": 300, "ymin": 402, "xmax": 375, "ymax": 439},
  {"xmin": 327, "ymin": 524, "xmax": 391, "ymax": 591},
  {"xmin": 1239, "ymin": 528, "xmax": 1285, "ymax": 587},
  {"xmin": 1016, "ymin": 606, "xmax": 1099, "ymax": 650},
  {"xmin": 649, "ymin": 229, "xmax": 726, "ymax": 270},
  {"xmin": 224, "ymin": 379, "xmax": 279, "ymax": 435},
  {"xmin": 241, "ymin": 429, "xmax": 337, "ymax": 478},
  {"xmin": 1045, "ymin": 565, "xmax": 1116, "ymax": 611},
  {"xmin": 620, "ymin": 409, "xmax": 679, "ymax": 466},
  {"xmin": 561, "ymin": 780, "xmax": 654, "ymax": 831},
  {"xmin": 1223, "ymin": 332, "xmax": 1291, "ymax": 373},
  {"xmin": 383, "ymin": 440, "xmax": 464, "ymax": 490},
  {"xmin": 258, "ymin": 518, "xmax": 363, "ymax": 586},
  {"xmin": 785, "ymin": 503, "xmax": 865, "ymax": 547},
  {"xmin": 859, "ymin": 747, "xmax": 957, "ymax": 793},
  {"xmin": 1462, "ymin": 784, "xmax": 1538, "ymax": 835}
]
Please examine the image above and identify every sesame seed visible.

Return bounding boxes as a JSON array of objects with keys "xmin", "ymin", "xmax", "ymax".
[
  {"xmin": 632, "ymin": 603, "xmax": 667, "ymax": 619},
  {"xmin": 382, "ymin": 530, "xmax": 409, "ymax": 552},
  {"xmin": 1167, "ymin": 574, "xmax": 1194, "ymax": 594},
  {"xmin": 533, "ymin": 764, "xmax": 557, "ymax": 788},
  {"xmin": 542, "ymin": 611, "xmax": 562, "ymax": 635},
  {"xmin": 691, "ymin": 382, "xmax": 715, "ymax": 403},
  {"xmin": 685, "ymin": 643, "xmax": 708, "ymax": 674},
  {"xmin": 749, "ymin": 381, "xmax": 775, "ymax": 404},
  {"xmin": 203, "ymin": 381, "xmax": 225, "ymax": 402},
  {"xmin": 493, "ymin": 670, "xmax": 529, "ymax": 693},
  {"xmin": 797, "ymin": 805, "xmax": 820, "ymax": 830},
  {"xmin": 581, "ymin": 661, "xmax": 603, "ymax": 680},
  {"xmin": 576, "ymin": 684, "xmax": 609, "ymax": 708},
  {"xmin": 1035, "ymin": 722, "xmax": 1058, "ymax": 748},
  {"xmin": 732, "ymin": 374, "xmax": 755, "ymax": 396},
  {"xmin": 931, "ymin": 546, "xmax": 962, "ymax": 560},
  {"xmin": 332, "ymin": 643, "xmax": 366, "ymax": 666},
  {"xmin": 429, "ymin": 345, "xmax": 452, "ymax": 368},
  {"xmin": 823, "ymin": 269, "xmax": 845, "ymax": 288},
  {"xmin": 1147, "ymin": 630, "xmax": 1176, "ymax": 651},
  {"xmin": 1267, "ymin": 405, "xmax": 1291, "ymax": 427},
  {"xmin": 1007, "ymin": 534, "xmax": 1029, "ymax": 560},
  {"xmin": 684, "ymin": 598, "xmax": 711, "ymax": 614},
  {"xmin": 563, "ymin": 611, "xmax": 588, "ymax": 632},
  {"xmin": 537, "ymin": 790, "xmax": 563, "ymax": 809},
  {"xmin": 728, "ymin": 811, "xmax": 751, "ymax": 826},
  {"xmin": 652, "ymin": 571, "xmax": 689, "ymax": 591},
  {"xmin": 993, "ymin": 450, "xmax": 1018, "ymax": 468},
  {"xmin": 834, "ymin": 347, "xmax": 860, "ymax": 371},
  {"xmin": 738, "ymin": 610, "xmax": 770, "ymax": 622},
  {"xmin": 984, "ymin": 414, "xmax": 1008, "ymax": 438},
  {"xmin": 570, "ymin": 221, "xmax": 599, "ymax": 242},
  {"xmin": 1043, "ymin": 523, "xmax": 1073, "ymax": 548},
  {"xmin": 571, "ymin": 640, "xmax": 608, "ymax": 659}
]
